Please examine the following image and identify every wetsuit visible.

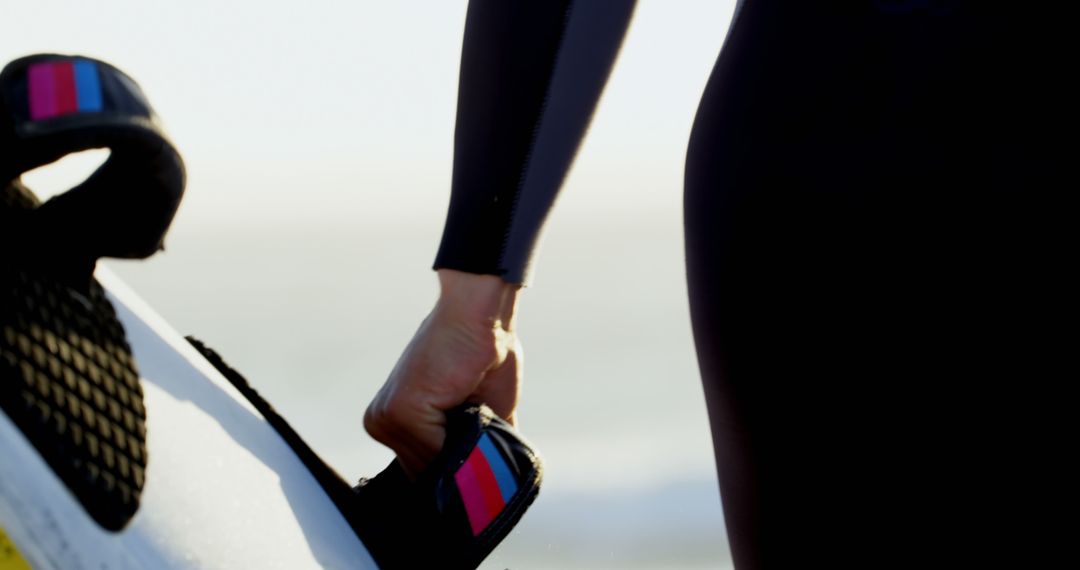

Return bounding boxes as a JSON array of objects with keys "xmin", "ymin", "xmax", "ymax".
[{"xmin": 435, "ymin": 2, "xmax": 1070, "ymax": 567}]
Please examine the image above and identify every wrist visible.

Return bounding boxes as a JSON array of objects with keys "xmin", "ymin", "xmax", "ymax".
[{"xmin": 436, "ymin": 269, "xmax": 521, "ymax": 331}]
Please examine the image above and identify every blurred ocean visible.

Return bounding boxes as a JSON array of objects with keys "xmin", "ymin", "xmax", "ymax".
[{"xmin": 105, "ymin": 216, "xmax": 732, "ymax": 569}]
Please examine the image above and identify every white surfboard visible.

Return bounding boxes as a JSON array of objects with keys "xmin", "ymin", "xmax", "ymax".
[{"xmin": 0, "ymin": 266, "xmax": 378, "ymax": 569}]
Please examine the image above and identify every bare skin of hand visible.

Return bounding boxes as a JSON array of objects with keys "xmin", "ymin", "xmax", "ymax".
[{"xmin": 364, "ymin": 269, "xmax": 522, "ymax": 479}]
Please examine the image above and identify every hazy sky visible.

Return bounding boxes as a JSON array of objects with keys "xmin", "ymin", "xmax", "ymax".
[{"xmin": 5, "ymin": 0, "xmax": 734, "ymax": 230}]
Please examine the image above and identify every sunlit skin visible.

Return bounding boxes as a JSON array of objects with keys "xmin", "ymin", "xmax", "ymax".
[{"xmin": 364, "ymin": 269, "xmax": 521, "ymax": 478}]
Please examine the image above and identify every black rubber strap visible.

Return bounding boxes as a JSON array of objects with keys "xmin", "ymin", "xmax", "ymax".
[
  {"xmin": 353, "ymin": 404, "xmax": 543, "ymax": 569},
  {"xmin": 0, "ymin": 54, "xmax": 184, "ymax": 262}
]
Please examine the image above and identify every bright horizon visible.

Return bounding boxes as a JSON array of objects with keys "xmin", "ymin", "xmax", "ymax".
[{"xmin": 7, "ymin": 0, "xmax": 732, "ymax": 230}]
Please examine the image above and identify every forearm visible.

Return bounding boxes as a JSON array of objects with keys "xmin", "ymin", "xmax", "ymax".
[{"xmin": 433, "ymin": 0, "xmax": 637, "ymax": 285}]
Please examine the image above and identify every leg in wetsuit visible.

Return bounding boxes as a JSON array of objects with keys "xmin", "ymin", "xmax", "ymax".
[{"xmin": 685, "ymin": 2, "xmax": 1070, "ymax": 567}]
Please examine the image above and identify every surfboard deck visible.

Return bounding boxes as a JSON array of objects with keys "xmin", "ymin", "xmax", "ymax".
[{"xmin": 0, "ymin": 266, "xmax": 377, "ymax": 569}]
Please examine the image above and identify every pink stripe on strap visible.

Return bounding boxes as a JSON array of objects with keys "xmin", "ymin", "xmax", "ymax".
[
  {"xmin": 455, "ymin": 459, "xmax": 496, "ymax": 535},
  {"xmin": 28, "ymin": 62, "xmax": 59, "ymax": 120}
]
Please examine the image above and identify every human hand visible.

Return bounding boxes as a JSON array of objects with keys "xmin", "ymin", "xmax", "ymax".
[{"xmin": 364, "ymin": 269, "xmax": 522, "ymax": 478}]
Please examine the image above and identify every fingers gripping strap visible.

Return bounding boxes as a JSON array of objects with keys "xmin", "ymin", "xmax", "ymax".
[
  {"xmin": 352, "ymin": 405, "xmax": 543, "ymax": 569},
  {"xmin": 0, "ymin": 54, "xmax": 185, "ymax": 259}
]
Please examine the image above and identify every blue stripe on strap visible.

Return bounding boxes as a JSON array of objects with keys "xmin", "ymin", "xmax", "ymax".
[
  {"xmin": 478, "ymin": 433, "xmax": 518, "ymax": 502},
  {"xmin": 73, "ymin": 60, "xmax": 103, "ymax": 112}
]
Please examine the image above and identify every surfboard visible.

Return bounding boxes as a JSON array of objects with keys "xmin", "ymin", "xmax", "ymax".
[
  {"xmin": 1, "ymin": 53, "xmax": 540, "ymax": 570},
  {"xmin": 0, "ymin": 266, "xmax": 378, "ymax": 569},
  {"xmin": 1, "ymin": 52, "xmax": 375, "ymax": 566}
]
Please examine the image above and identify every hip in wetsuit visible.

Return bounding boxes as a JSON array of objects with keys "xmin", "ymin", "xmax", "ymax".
[{"xmin": 435, "ymin": 2, "xmax": 1070, "ymax": 567}]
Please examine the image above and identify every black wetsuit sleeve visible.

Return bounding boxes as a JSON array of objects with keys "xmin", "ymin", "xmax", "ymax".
[{"xmin": 433, "ymin": 0, "xmax": 636, "ymax": 285}]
